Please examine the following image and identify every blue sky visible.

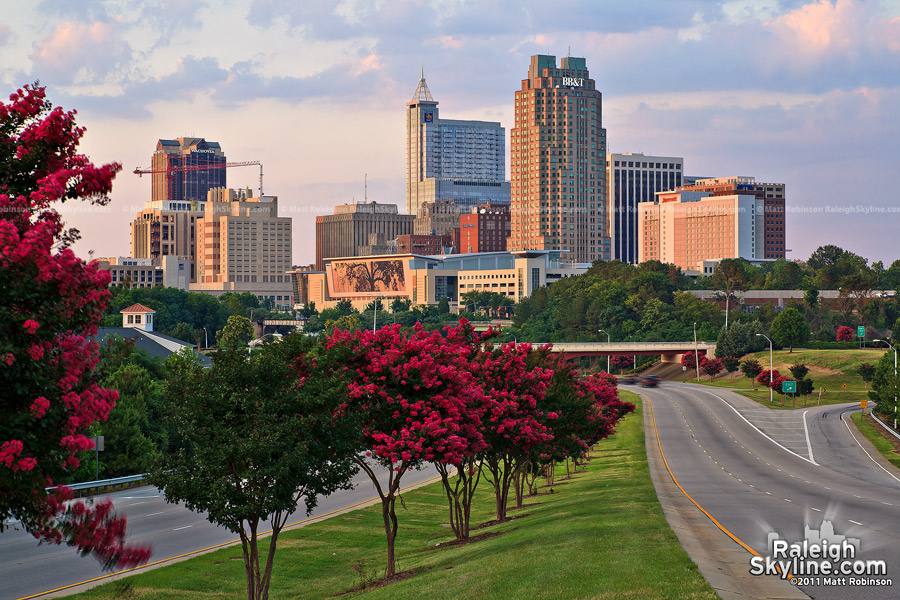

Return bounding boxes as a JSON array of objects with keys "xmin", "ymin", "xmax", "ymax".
[{"xmin": 2, "ymin": 0, "xmax": 899, "ymax": 266}]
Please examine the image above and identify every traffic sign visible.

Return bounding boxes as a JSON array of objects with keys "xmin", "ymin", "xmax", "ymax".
[
  {"xmin": 858, "ymin": 326, "xmax": 865, "ymax": 337},
  {"xmin": 842, "ymin": 383, "xmax": 847, "ymax": 389},
  {"xmin": 782, "ymin": 380, "xmax": 797, "ymax": 394},
  {"xmin": 861, "ymin": 400, "xmax": 868, "ymax": 409}
]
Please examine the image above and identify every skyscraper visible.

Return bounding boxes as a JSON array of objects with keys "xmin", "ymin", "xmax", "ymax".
[
  {"xmin": 152, "ymin": 137, "xmax": 226, "ymax": 202},
  {"xmin": 406, "ymin": 74, "xmax": 508, "ymax": 216},
  {"xmin": 315, "ymin": 202, "xmax": 416, "ymax": 271},
  {"xmin": 606, "ymin": 153, "xmax": 683, "ymax": 264},
  {"xmin": 508, "ymin": 55, "xmax": 609, "ymax": 263}
]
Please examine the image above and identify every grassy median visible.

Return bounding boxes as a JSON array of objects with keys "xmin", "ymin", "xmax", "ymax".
[
  {"xmin": 851, "ymin": 411, "xmax": 900, "ymax": 470},
  {"xmin": 73, "ymin": 391, "xmax": 716, "ymax": 600}
]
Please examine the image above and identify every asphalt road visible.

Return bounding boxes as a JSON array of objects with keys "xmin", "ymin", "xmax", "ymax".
[
  {"xmin": 0, "ymin": 464, "xmax": 440, "ymax": 600},
  {"xmin": 644, "ymin": 382, "xmax": 900, "ymax": 600}
]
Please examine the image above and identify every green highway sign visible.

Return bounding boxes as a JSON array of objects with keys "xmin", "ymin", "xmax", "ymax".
[
  {"xmin": 858, "ymin": 326, "xmax": 866, "ymax": 337},
  {"xmin": 782, "ymin": 380, "xmax": 797, "ymax": 394}
]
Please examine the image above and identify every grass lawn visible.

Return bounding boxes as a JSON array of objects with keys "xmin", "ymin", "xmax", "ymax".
[
  {"xmin": 671, "ymin": 348, "xmax": 885, "ymax": 409},
  {"xmin": 850, "ymin": 411, "xmax": 900, "ymax": 470},
  {"xmin": 72, "ymin": 391, "xmax": 716, "ymax": 600}
]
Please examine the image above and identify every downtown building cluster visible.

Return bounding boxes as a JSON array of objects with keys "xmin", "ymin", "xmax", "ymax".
[{"xmin": 99, "ymin": 53, "xmax": 787, "ymax": 312}]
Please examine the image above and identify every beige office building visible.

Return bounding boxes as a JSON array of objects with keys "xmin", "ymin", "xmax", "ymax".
[
  {"xmin": 190, "ymin": 187, "xmax": 293, "ymax": 307},
  {"xmin": 315, "ymin": 202, "xmax": 416, "ymax": 271},
  {"xmin": 638, "ymin": 191, "xmax": 765, "ymax": 273},
  {"xmin": 131, "ymin": 200, "xmax": 205, "ymax": 282}
]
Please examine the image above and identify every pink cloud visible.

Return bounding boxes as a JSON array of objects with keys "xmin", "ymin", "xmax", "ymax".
[{"xmin": 30, "ymin": 21, "xmax": 130, "ymax": 84}]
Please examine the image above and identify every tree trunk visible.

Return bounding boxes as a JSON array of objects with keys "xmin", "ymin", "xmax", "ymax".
[
  {"xmin": 484, "ymin": 456, "xmax": 513, "ymax": 521},
  {"xmin": 437, "ymin": 460, "xmax": 481, "ymax": 540},
  {"xmin": 565, "ymin": 456, "xmax": 570, "ymax": 479}
]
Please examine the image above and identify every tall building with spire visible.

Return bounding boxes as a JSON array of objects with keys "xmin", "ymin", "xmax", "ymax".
[
  {"xmin": 508, "ymin": 54, "xmax": 609, "ymax": 263},
  {"xmin": 405, "ymin": 72, "xmax": 509, "ymax": 217}
]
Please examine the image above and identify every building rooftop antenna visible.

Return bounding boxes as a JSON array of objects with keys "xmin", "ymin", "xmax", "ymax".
[{"xmin": 365, "ymin": 173, "xmax": 368, "ymax": 202}]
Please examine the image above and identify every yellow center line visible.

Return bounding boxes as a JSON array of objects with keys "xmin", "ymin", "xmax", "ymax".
[
  {"xmin": 16, "ymin": 474, "xmax": 444, "ymax": 600},
  {"xmin": 643, "ymin": 392, "xmax": 794, "ymax": 580}
]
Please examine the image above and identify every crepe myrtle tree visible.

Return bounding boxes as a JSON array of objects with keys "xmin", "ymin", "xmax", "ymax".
[
  {"xmin": 609, "ymin": 354, "xmax": 633, "ymax": 374},
  {"xmin": 428, "ymin": 320, "xmax": 494, "ymax": 541},
  {"xmin": 836, "ymin": 326, "xmax": 854, "ymax": 342},
  {"xmin": 740, "ymin": 358, "xmax": 763, "ymax": 389},
  {"xmin": 0, "ymin": 83, "xmax": 149, "ymax": 569},
  {"xmin": 324, "ymin": 321, "xmax": 486, "ymax": 577},
  {"xmin": 150, "ymin": 336, "xmax": 358, "ymax": 600}
]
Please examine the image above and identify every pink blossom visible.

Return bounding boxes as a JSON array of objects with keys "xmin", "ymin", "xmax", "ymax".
[
  {"xmin": 30, "ymin": 396, "xmax": 50, "ymax": 418},
  {"xmin": 23, "ymin": 319, "xmax": 40, "ymax": 334}
]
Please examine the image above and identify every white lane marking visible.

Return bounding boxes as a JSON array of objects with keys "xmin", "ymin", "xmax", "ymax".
[
  {"xmin": 784, "ymin": 498, "xmax": 792, "ymax": 502},
  {"xmin": 811, "ymin": 507, "xmax": 822, "ymax": 512},
  {"xmin": 765, "ymin": 491, "xmax": 772, "ymax": 495},
  {"xmin": 848, "ymin": 519, "xmax": 863, "ymax": 526},
  {"xmin": 173, "ymin": 525, "xmax": 193, "ymax": 531},
  {"xmin": 698, "ymin": 389, "xmax": 818, "ymax": 465},
  {"xmin": 147, "ymin": 511, "xmax": 165, "ymax": 516},
  {"xmin": 840, "ymin": 411, "xmax": 900, "ymax": 484},
  {"xmin": 127, "ymin": 501, "xmax": 145, "ymax": 506},
  {"xmin": 802, "ymin": 408, "xmax": 816, "ymax": 463}
]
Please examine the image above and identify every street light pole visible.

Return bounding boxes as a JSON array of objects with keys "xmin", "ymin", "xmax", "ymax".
[
  {"xmin": 874, "ymin": 339, "xmax": 898, "ymax": 428},
  {"xmin": 373, "ymin": 298, "xmax": 379, "ymax": 332},
  {"xmin": 693, "ymin": 322, "xmax": 700, "ymax": 381},
  {"xmin": 756, "ymin": 333, "xmax": 774, "ymax": 404},
  {"xmin": 598, "ymin": 329, "xmax": 610, "ymax": 373},
  {"xmin": 202, "ymin": 327, "xmax": 208, "ymax": 350}
]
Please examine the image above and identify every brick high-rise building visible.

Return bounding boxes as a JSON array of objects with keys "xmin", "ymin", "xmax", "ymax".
[
  {"xmin": 606, "ymin": 153, "xmax": 683, "ymax": 264},
  {"xmin": 677, "ymin": 176, "xmax": 785, "ymax": 259},
  {"xmin": 406, "ymin": 74, "xmax": 509, "ymax": 215},
  {"xmin": 459, "ymin": 204, "xmax": 510, "ymax": 254},
  {"xmin": 152, "ymin": 137, "xmax": 226, "ymax": 202},
  {"xmin": 509, "ymin": 54, "xmax": 608, "ymax": 263}
]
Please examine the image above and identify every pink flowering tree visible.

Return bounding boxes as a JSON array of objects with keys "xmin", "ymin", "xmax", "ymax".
[
  {"xmin": 757, "ymin": 369, "xmax": 783, "ymax": 390},
  {"xmin": 609, "ymin": 354, "xmax": 633, "ymax": 374},
  {"xmin": 836, "ymin": 326, "xmax": 853, "ymax": 342},
  {"xmin": 324, "ymin": 322, "xmax": 483, "ymax": 576},
  {"xmin": 477, "ymin": 342, "xmax": 554, "ymax": 521},
  {"xmin": 681, "ymin": 350, "xmax": 706, "ymax": 370},
  {"xmin": 700, "ymin": 356, "xmax": 724, "ymax": 380},
  {"xmin": 0, "ymin": 84, "xmax": 150, "ymax": 568},
  {"xmin": 430, "ymin": 321, "xmax": 492, "ymax": 541}
]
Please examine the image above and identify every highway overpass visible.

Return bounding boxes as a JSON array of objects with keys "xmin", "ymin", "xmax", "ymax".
[{"xmin": 545, "ymin": 341, "xmax": 716, "ymax": 363}]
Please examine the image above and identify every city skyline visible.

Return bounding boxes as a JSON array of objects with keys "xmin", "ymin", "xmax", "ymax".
[{"xmin": 2, "ymin": 1, "xmax": 899, "ymax": 266}]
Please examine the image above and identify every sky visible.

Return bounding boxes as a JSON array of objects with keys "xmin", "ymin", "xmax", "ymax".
[{"xmin": 2, "ymin": 0, "xmax": 899, "ymax": 267}]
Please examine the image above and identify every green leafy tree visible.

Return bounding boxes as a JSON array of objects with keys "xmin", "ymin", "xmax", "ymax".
[
  {"xmin": 167, "ymin": 322, "xmax": 199, "ymax": 346},
  {"xmin": 771, "ymin": 308, "xmax": 810, "ymax": 352},
  {"xmin": 721, "ymin": 356, "xmax": 741, "ymax": 379},
  {"xmin": 216, "ymin": 315, "xmax": 253, "ymax": 350},
  {"xmin": 150, "ymin": 340, "xmax": 357, "ymax": 600},
  {"xmin": 437, "ymin": 296, "xmax": 450, "ymax": 314},
  {"xmin": 789, "ymin": 364, "xmax": 810, "ymax": 381},
  {"xmin": 797, "ymin": 379, "xmax": 814, "ymax": 396},
  {"xmin": 858, "ymin": 363, "xmax": 876, "ymax": 391},
  {"xmin": 324, "ymin": 314, "xmax": 361, "ymax": 333},
  {"xmin": 390, "ymin": 298, "xmax": 411, "ymax": 313},
  {"xmin": 740, "ymin": 358, "xmax": 763, "ymax": 389},
  {"xmin": 335, "ymin": 299, "xmax": 353, "ymax": 316}
]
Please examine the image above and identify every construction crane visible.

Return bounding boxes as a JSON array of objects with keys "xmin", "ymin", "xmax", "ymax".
[{"xmin": 133, "ymin": 160, "xmax": 264, "ymax": 196}]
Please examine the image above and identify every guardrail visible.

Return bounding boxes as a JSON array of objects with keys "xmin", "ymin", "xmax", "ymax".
[
  {"xmin": 870, "ymin": 412, "xmax": 900, "ymax": 441},
  {"xmin": 49, "ymin": 474, "xmax": 146, "ymax": 496}
]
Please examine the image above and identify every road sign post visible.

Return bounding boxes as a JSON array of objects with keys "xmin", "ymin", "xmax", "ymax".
[
  {"xmin": 782, "ymin": 380, "xmax": 797, "ymax": 408},
  {"xmin": 858, "ymin": 326, "xmax": 865, "ymax": 349}
]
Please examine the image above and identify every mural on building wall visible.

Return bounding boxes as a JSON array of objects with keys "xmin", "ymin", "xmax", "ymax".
[{"xmin": 329, "ymin": 259, "xmax": 407, "ymax": 296}]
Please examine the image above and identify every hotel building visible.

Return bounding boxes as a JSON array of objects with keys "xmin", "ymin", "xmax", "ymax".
[
  {"xmin": 406, "ymin": 75, "xmax": 509, "ymax": 216},
  {"xmin": 509, "ymin": 54, "xmax": 609, "ymax": 263},
  {"xmin": 606, "ymin": 153, "xmax": 683, "ymax": 263},
  {"xmin": 637, "ymin": 191, "xmax": 765, "ymax": 273},
  {"xmin": 677, "ymin": 176, "xmax": 785, "ymax": 259}
]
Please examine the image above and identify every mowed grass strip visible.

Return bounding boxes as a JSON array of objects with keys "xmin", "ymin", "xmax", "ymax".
[
  {"xmin": 851, "ymin": 411, "xmax": 900, "ymax": 470},
  {"xmin": 73, "ymin": 391, "xmax": 716, "ymax": 599}
]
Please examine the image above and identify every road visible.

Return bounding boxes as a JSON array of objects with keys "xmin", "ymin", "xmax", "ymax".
[
  {"xmin": 0, "ymin": 464, "xmax": 440, "ymax": 600},
  {"xmin": 643, "ymin": 382, "xmax": 900, "ymax": 600}
]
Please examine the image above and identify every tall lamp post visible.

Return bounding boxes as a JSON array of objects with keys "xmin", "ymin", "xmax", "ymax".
[
  {"xmin": 693, "ymin": 322, "xmax": 700, "ymax": 381},
  {"xmin": 756, "ymin": 333, "xmax": 774, "ymax": 404},
  {"xmin": 874, "ymin": 339, "xmax": 898, "ymax": 429},
  {"xmin": 202, "ymin": 327, "xmax": 208, "ymax": 350},
  {"xmin": 598, "ymin": 329, "xmax": 610, "ymax": 374}
]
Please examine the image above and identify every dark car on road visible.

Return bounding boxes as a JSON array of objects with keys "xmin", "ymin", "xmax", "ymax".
[
  {"xmin": 639, "ymin": 375, "xmax": 660, "ymax": 388},
  {"xmin": 620, "ymin": 376, "xmax": 638, "ymax": 385}
]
